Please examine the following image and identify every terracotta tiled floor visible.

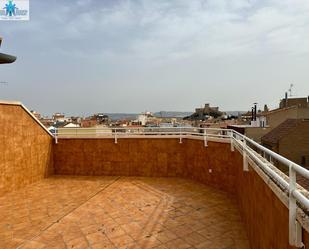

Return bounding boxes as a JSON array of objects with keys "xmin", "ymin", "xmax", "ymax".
[{"xmin": 0, "ymin": 176, "xmax": 250, "ymax": 249}]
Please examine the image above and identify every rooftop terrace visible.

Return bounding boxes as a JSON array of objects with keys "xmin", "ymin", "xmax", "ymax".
[
  {"xmin": 0, "ymin": 176, "xmax": 249, "ymax": 249},
  {"xmin": 1, "ymin": 101, "xmax": 309, "ymax": 249}
]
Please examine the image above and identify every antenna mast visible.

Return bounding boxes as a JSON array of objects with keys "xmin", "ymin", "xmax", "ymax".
[{"xmin": 288, "ymin": 84, "xmax": 294, "ymax": 97}]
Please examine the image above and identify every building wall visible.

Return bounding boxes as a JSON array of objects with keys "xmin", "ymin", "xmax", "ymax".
[
  {"xmin": 54, "ymin": 138, "xmax": 187, "ymax": 177},
  {"xmin": 296, "ymin": 108, "xmax": 309, "ymax": 119},
  {"xmin": 57, "ymin": 127, "xmax": 112, "ymax": 137},
  {"xmin": 185, "ymin": 139, "xmax": 236, "ymax": 191},
  {"xmin": 244, "ymin": 127, "xmax": 271, "ymax": 143},
  {"xmin": 53, "ymin": 138, "xmax": 236, "ymax": 193},
  {"xmin": 266, "ymin": 107, "xmax": 298, "ymax": 128},
  {"xmin": 266, "ymin": 107, "xmax": 309, "ymax": 129},
  {"xmin": 81, "ymin": 119, "xmax": 97, "ymax": 127},
  {"xmin": 280, "ymin": 97, "xmax": 308, "ymax": 109},
  {"xmin": 279, "ymin": 121, "xmax": 309, "ymax": 168},
  {"xmin": 0, "ymin": 103, "xmax": 54, "ymax": 197},
  {"xmin": 233, "ymin": 151, "xmax": 308, "ymax": 249}
]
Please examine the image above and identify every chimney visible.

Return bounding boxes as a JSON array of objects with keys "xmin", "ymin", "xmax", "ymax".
[
  {"xmin": 254, "ymin": 103, "xmax": 257, "ymax": 121},
  {"xmin": 251, "ymin": 107, "xmax": 254, "ymax": 121},
  {"xmin": 285, "ymin": 92, "xmax": 288, "ymax": 107}
]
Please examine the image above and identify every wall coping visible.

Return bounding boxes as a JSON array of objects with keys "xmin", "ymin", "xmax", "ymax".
[{"xmin": 0, "ymin": 100, "xmax": 54, "ymax": 137}]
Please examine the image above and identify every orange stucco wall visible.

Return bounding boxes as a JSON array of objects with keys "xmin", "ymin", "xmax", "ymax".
[
  {"xmin": 54, "ymin": 137, "xmax": 309, "ymax": 249},
  {"xmin": 53, "ymin": 138, "xmax": 236, "ymax": 192},
  {"xmin": 0, "ymin": 103, "xmax": 53, "ymax": 197}
]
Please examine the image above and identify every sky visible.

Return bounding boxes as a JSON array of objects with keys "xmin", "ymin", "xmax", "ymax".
[{"xmin": 0, "ymin": 0, "xmax": 309, "ymax": 116}]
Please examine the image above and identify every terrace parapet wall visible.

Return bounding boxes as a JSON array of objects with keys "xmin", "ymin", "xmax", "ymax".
[
  {"xmin": 54, "ymin": 137, "xmax": 309, "ymax": 249},
  {"xmin": 0, "ymin": 101, "xmax": 54, "ymax": 196}
]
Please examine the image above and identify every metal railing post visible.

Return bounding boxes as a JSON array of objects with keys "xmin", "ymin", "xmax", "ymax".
[
  {"xmin": 114, "ymin": 129, "xmax": 118, "ymax": 144},
  {"xmin": 243, "ymin": 139, "xmax": 248, "ymax": 171},
  {"xmin": 270, "ymin": 156, "xmax": 273, "ymax": 164},
  {"xmin": 289, "ymin": 165, "xmax": 303, "ymax": 247},
  {"xmin": 179, "ymin": 127, "xmax": 182, "ymax": 144},
  {"xmin": 230, "ymin": 132, "xmax": 234, "ymax": 152},
  {"xmin": 55, "ymin": 128, "xmax": 58, "ymax": 144},
  {"xmin": 204, "ymin": 129, "xmax": 208, "ymax": 147}
]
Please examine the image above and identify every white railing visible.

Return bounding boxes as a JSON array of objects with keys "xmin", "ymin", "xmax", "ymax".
[
  {"xmin": 54, "ymin": 126, "xmax": 309, "ymax": 246},
  {"xmin": 54, "ymin": 127, "xmax": 231, "ymax": 144},
  {"xmin": 231, "ymin": 130, "xmax": 308, "ymax": 247}
]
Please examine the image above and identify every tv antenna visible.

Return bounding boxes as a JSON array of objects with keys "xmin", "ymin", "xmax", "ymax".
[{"xmin": 288, "ymin": 83, "xmax": 294, "ymax": 97}]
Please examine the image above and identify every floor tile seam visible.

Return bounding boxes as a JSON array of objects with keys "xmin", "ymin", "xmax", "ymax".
[
  {"xmin": 129, "ymin": 182, "xmax": 174, "ymax": 220},
  {"xmin": 135, "ymin": 194, "xmax": 174, "ymax": 240},
  {"xmin": 15, "ymin": 176, "xmax": 122, "ymax": 249},
  {"xmin": 130, "ymin": 180, "xmax": 172, "ymax": 200},
  {"xmin": 103, "ymin": 179, "xmax": 175, "ymax": 247}
]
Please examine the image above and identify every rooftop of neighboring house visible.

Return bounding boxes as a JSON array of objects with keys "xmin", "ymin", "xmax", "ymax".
[
  {"xmin": 279, "ymin": 96, "xmax": 309, "ymax": 109},
  {"xmin": 261, "ymin": 119, "xmax": 307, "ymax": 145}
]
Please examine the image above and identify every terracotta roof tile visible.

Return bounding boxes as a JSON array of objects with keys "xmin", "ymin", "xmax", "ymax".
[{"xmin": 261, "ymin": 119, "xmax": 302, "ymax": 145}]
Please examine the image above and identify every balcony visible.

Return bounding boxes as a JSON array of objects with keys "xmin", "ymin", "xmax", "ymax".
[{"xmin": 1, "ymin": 101, "xmax": 309, "ymax": 249}]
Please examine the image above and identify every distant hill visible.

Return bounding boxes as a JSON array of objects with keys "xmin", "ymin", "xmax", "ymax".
[
  {"xmin": 105, "ymin": 111, "xmax": 245, "ymax": 121},
  {"xmin": 225, "ymin": 111, "xmax": 246, "ymax": 116},
  {"xmin": 106, "ymin": 111, "xmax": 193, "ymax": 120},
  {"xmin": 153, "ymin": 111, "xmax": 193, "ymax": 118},
  {"xmin": 106, "ymin": 113, "xmax": 138, "ymax": 121}
]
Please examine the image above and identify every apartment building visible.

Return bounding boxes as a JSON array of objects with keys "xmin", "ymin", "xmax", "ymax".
[{"xmin": 230, "ymin": 95, "xmax": 309, "ymax": 142}]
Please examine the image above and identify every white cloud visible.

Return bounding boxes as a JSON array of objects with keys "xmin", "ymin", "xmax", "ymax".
[
  {"xmin": 4, "ymin": 0, "xmax": 308, "ymax": 61},
  {"xmin": 69, "ymin": 0, "xmax": 308, "ymax": 61},
  {"xmin": 1, "ymin": 0, "xmax": 309, "ymax": 113}
]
